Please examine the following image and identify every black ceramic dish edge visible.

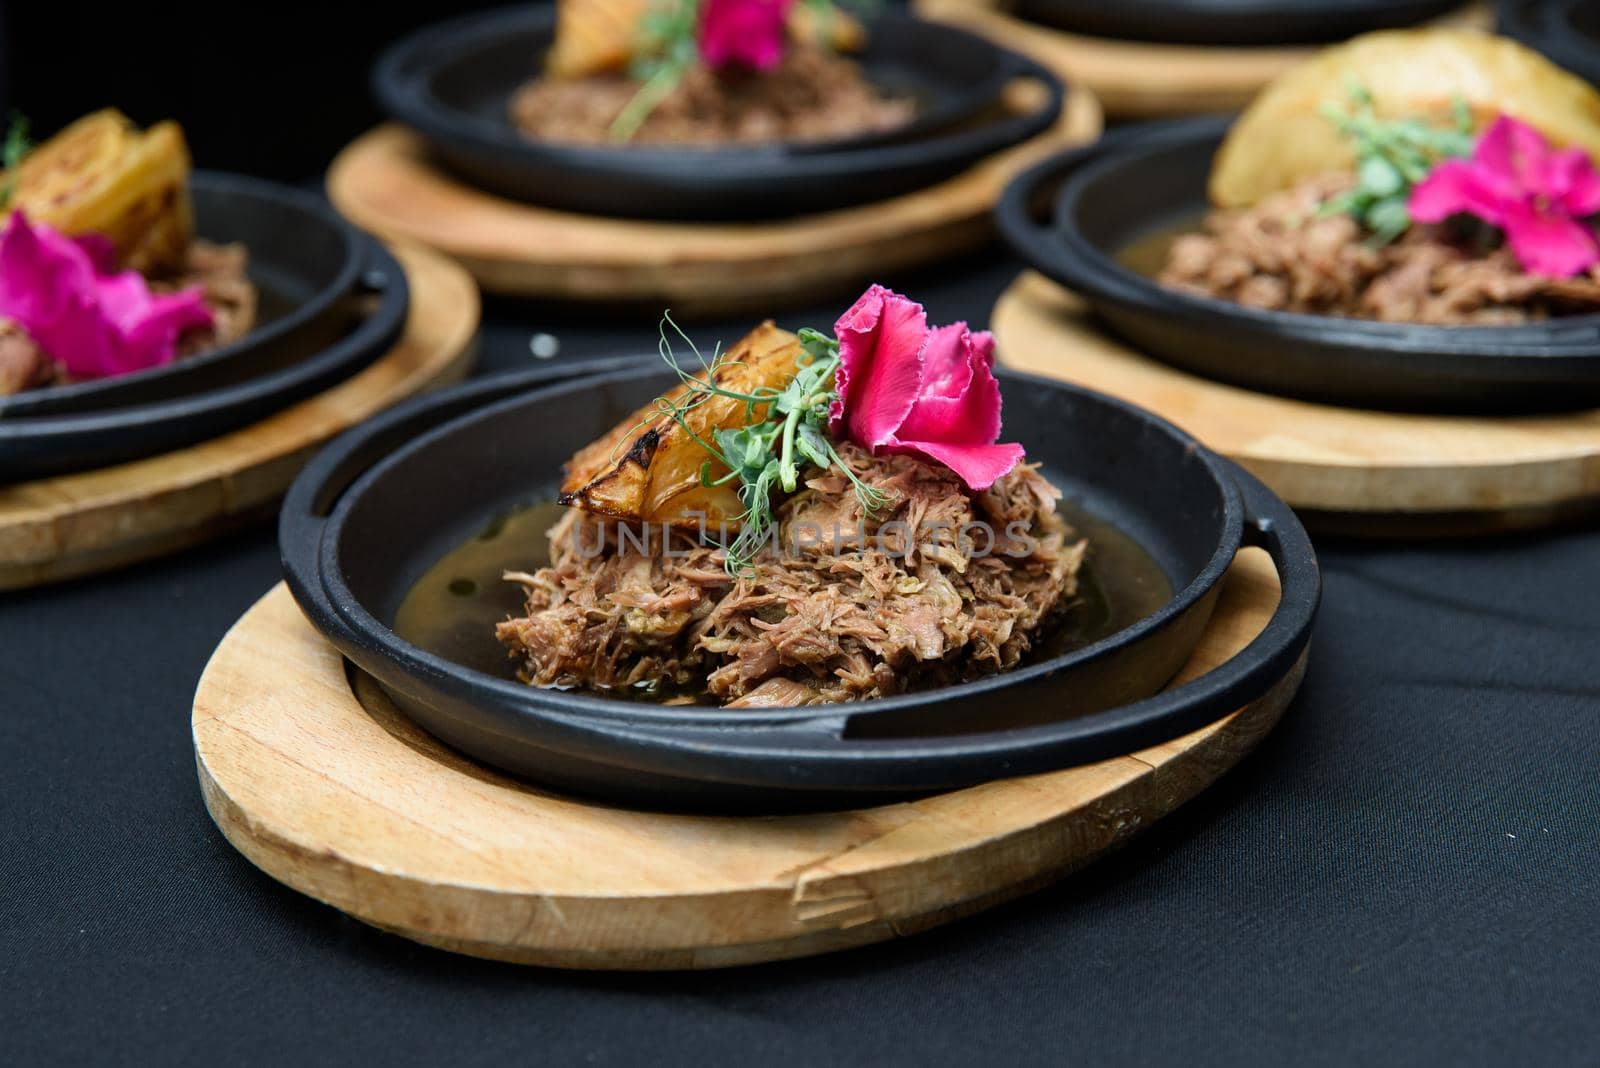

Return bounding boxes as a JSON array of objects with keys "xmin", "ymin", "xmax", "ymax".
[
  {"xmin": 372, "ymin": 6, "xmax": 1066, "ymax": 219},
  {"xmin": 281, "ymin": 363, "xmax": 1318, "ymax": 806},
  {"xmin": 1013, "ymin": 0, "xmax": 1462, "ymax": 47}
]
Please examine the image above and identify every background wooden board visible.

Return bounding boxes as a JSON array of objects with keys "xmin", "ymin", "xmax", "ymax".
[
  {"xmin": 326, "ymin": 85, "xmax": 1101, "ymax": 316},
  {"xmin": 995, "ymin": 272, "xmax": 1600, "ymax": 529},
  {"xmin": 0, "ymin": 244, "xmax": 480, "ymax": 590},
  {"xmin": 193, "ymin": 546, "xmax": 1303, "ymax": 971},
  {"xmin": 914, "ymin": 0, "xmax": 1492, "ymax": 119}
]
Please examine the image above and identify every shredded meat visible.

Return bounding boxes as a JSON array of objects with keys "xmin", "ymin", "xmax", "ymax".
[
  {"xmin": 0, "ymin": 318, "xmax": 55, "ymax": 395},
  {"xmin": 1159, "ymin": 173, "xmax": 1600, "ymax": 324},
  {"xmin": 164, "ymin": 240, "xmax": 257, "ymax": 358},
  {"xmin": 496, "ymin": 445, "xmax": 1087, "ymax": 707},
  {"xmin": 0, "ymin": 239, "xmax": 257, "ymax": 395},
  {"xmin": 510, "ymin": 46, "xmax": 915, "ymax": 147}
]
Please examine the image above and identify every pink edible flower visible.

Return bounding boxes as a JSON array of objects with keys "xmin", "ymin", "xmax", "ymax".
[
  {"xmin": 698, "ymin": 0, "xmax": 792, "ymax": 72},
  {"xmin": 0, "ymin": 212, "xmax": 213, "ymax": 381},
  {"xmin": 830, "ymin": 285, "xmax": 1024, "ymax": 491},
  {"xmin": 1409, "ymin": 115, "xmax": 1600, "ymax": 278}
]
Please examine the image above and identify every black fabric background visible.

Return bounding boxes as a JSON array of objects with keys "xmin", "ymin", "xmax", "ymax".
[{"xmin": 3, "ymin": 4, "xmax": 1600, "ymax": 1065}]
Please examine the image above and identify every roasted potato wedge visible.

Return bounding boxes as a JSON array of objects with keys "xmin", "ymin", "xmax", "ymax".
[
  {"xmin": 1211, "ymin": 30, "xmax": 1600, "ymax": 208},
  {"xmin": 547, "ymin": 0, "xmax": 864, "ymax": 80},
  {"xmin": 789, "ymin": 4, "xmax": 865, "ymax": 53},
  {"xmin": 559, "ymin": 322, "xmax": 805, "ymax": 530},
  {"xmin": 2, "ymin": 109, "xmax": 195, "ymax": 275},
  {"xmin": 547, "ymin": 0, "xmax": 648, "ymax": 79}
]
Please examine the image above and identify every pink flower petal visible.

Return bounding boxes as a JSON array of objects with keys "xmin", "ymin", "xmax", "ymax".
[
  {"xmin": 828, "ymin": 284, "xmax": 1024, "ymax": 492},
  {"xmin": 0, "ymin": 212, "xmax": 213, "ymax": 381},
  {"xmin": 887, "ymin": 440, "xmax": 1025, "ymax": 492},
  {"xmin": 698, "ymin": 0, "xmax": 792, "ymax": 72},
  {"xmin": 1409, "ymin": 159, "xmax": 1490, "ymax": 224},
  {"xmin": 1473, "ymin": 116, "xmax": 1544, "ymax": 200},
  {"xmin": 895, "ymin": 324, "xmax": 1004, "ymax": 447},
  {"xmin": 1501, "ymin": 200, "xmax": 1600, "ymax": 277},
  {"xmin": 830, "ymin": 284, "xmax": 927, "ymax": 449},
  {"xmin": 1541, "ymin": 146, "xmax": 1600, "ymax": 219}
]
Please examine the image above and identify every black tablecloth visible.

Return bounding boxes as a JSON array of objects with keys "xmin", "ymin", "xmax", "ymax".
[{"xmin": 4, "ymin": 256, "xmax": 1598, "ymax": 1067}]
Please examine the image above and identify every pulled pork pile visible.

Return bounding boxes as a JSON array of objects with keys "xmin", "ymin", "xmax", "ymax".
[
  {"xmin": 0, "ymin": 240, "xmax": 257, "ymax": 395},
  {"xmin": 497, "ymin": 445, "xmax": 1086, "ymax": 707},
  {"xmin": 510, "ymin": 46, "xmax": 914, "ymax": 146},
  {"xmin": 1159, "ymin": 174, "xmax": 1600, "ymax": 324}
]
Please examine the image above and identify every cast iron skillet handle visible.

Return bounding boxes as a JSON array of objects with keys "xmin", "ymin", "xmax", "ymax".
[
  {"xmin": 355, "ymin": 240, "xmax": 399, "ymax": 297},
  {"xmin": 993, "ymin": 138, "xmax": 1110, "ymax": 281},
  {"xmin": 1230, "ymin": 459, "xmax": 1320, "ymax": 607},
  {"xmin": 278, "ymin": 359, "xmax": 654, "ymax": 645},
  {"xmin": 970, "ymin": 53, "xmax": 1067, "ymax": 146},
  {"xmin": 570, "ymin": 460, "xmax": 1320, "ymax": 788},
  {"xmin": 993, "ymin": 123, "xmax": 1173, "ymax": 288}
]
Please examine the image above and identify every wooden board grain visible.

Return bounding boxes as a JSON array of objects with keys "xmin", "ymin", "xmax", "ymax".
[
  {"xmin": 326, "ymin": 85, "xmax": 1100, "ymax": 316},
  {"xmin": 192, "ymin": 546, "xmax": 1302, "ymax": 971},
  {"xmin": 0, "ymin": 244, "xmax": 480, "ymax": 590},
  {"xmin": 914, "ymin": 0, "xmax": 1492, "ymax": 119},
  {"xmin": 994, "ymin": 271, "xmax": 1600, "ymax": 528}
]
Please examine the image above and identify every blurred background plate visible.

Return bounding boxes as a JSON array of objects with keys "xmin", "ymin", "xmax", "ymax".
[
  {"xmin": 372, "ymin": 6, "xmax": 1065, "ymax": 219},
  {"xmin": 1013, "ymin": 0, "xmax": 1465, "ymax": 46}
]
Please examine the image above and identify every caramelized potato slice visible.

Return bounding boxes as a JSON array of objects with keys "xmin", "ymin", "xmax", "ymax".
[
  {"xmin": 3, "ymin": 109, "xmax": 195, "ymax": 275},
  {"xmin": 547, "ymin": 0, "xmax": 648, "ymax": 79},
  {"xmin": 559, "ymin": 322, "xmax": 804, "ymax": 530},
  {"xmin": 788, "ymin": 5, "xmax": 866, "ymax": 52},
  {"xmin": 546, "ymin": 0, "xmax": 865, "ymax": 80},
  {"xmin": 1211, "ymin": 30, "xmax": 1600, "ymax": 208}
]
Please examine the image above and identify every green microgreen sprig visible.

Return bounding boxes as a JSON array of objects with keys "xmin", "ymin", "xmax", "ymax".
[
  {"xmin": 0, "ymin": 112, "xmax": 33, "ymax": 210},
  {"xmin": 650, "ymin": 315, "xmax": 889, "ymax": 574},
  {"xmin": 605, "ymin": 0, "xmax": 864, "ymax": 143},
  {"xmin": 1317, "ymin": 84, "xmax": 1476, "ymax": 244},
  {"xmin": 610, "ymin": 0, "xmax": 702, "ymax": 142}
]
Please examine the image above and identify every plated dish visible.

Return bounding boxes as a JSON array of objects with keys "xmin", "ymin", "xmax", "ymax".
[
  {"xmin": 1010, "ymin": 0, "xmax": 1463, "ymax": 47},
  {"xmin": 0, "ymin": 110, "xmax": 377, "ymax": 421},
  {"xmin": 0, "ymin": 241, "xmax": 406, "ymax": 484},
  {"xmin": 373, "ymin": 3, "xmax": 1064, "ymax": 219},
  {"xmin": 514, "ymin": 0, "xmax": 916, "ymax": 147},
  {"xmin": 998, "ymin": 29, "xmax": 1600, "ymax": 410},
  {"xmin": 281, "ymin": 289, "xmax": 1319, "ymax": 809},
  {"xmin": 0, "ymin": 110, "xmax": 257, "ymax": 397},
  {"xmin": 0, "ymin": 109, "xmax": 409, "ymax": 481}
]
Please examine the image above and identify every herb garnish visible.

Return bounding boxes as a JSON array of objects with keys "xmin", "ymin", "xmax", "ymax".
[
  {"xmin": 610, "ymin": 0, "xmax": 702, "ymax": 142},
  {"xmin": 0, "ymin": 113, "xmax": 33, "ymax": 209},
  {"xmin": 606, "ymin": 0, "xmax": 862, "ymax": 143},
  {"xmin": 1318, "ymin": 84, "xmax": 1475, "ymax": 243},
  {"xmin": 652, "ymin": 315, "xmax": 889, "ymax": 574}
]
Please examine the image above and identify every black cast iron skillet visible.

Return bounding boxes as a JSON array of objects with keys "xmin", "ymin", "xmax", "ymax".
[
  {"xmin": 373, "ymin": 6, "xmax": 1065, "ymax": 220},
  {"xmin": 0, "ymin": 173, "xmax": 366, "ymax": 419},
  {"xmin": 280, "ymin": 361, "xmax": 1319, "ymax": 813},
  {"xmin": 996, "ymin": 117, "xmax": 1600, "ymax": 413},
  {"xmin": 0, "ymin": 239, "xmax": 408, "ymax": 484},
  {"xmin": 1499, "ymin": 0, "xmax": 1600, "ymax": 87},
  {"xmin": 1013, "ymin": 0, "xmax": 1463, "ymax": 46}
]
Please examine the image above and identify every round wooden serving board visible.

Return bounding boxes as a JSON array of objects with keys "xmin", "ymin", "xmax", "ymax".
[
  {"xmin": 0, "ymin": 244, "xmax": 479, "ymax": 591},
  {"xmin": 194, "ymin": 547, "xmax": 1303, "ymax": 971},
  {"xmin": 326, "ymin": 87, "xmax": 1100, "ymax": 317},
  {"xmin": 913, "ymin": 0, "xmax": 1492, "ymax": 120},
  {"xmin": 995, "ymin": 272, "xmax": 1600, "ymax": 535}
]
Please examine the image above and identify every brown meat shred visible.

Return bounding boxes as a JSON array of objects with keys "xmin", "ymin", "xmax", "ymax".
[
  {"xmin": 510, "ymin": 46, "xmax": 915, "ymax": 147},
  {"xmin": 496, "ymin": 445, "xmax": 1087, "ymax": 707},
  {"xmin": 1159, "ymin": 173, "xmax": 1600, "ymax": 325}
]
